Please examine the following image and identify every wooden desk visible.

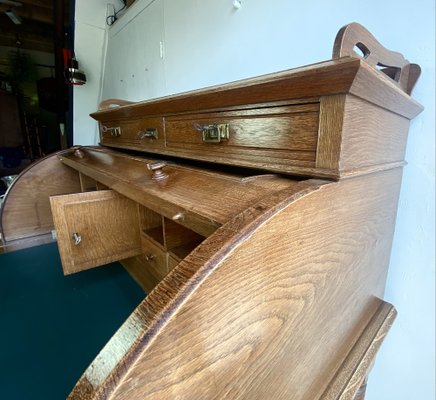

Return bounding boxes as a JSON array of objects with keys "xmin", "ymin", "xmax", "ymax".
[{"xmin": 0, "ymin": 23, "xmax": 423, "ymax": 399}]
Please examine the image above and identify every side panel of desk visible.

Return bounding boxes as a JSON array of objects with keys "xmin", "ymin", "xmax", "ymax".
[{"xmin": 69, "ymin": 168, "xmax": 402, "ymax": 400}]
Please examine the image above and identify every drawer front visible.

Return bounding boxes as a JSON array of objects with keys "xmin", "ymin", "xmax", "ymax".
[
  {"xmin": 50, "ymin": 190, "xmax": 142, "ymax": 275},
  {"xmin": 165, "ymin": 104, "xmax": 319, "ymax": 157},
  {"xmin": 141, "ymin": 235, "xmax": 168, "ymax": 280},
  {"xmin": 100, "ymin": 117, "xmax": 164, "ymax": 149}
]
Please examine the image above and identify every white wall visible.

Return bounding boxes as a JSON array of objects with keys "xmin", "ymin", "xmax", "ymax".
[
  {"xmin": 73, "ymin": 0, "xmax": 109, "ymax": 145},
  {"xmin": 76, "ymin": 0, "xmax": 435, "ymax": 398}
]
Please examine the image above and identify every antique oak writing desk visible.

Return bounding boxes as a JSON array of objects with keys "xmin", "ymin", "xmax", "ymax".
[{"xmin": 0, "ymin": 23, "xmax": 423, "ymax": 399}]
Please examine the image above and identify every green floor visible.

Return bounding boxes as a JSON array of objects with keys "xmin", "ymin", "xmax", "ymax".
[{"xmin": 0, "ymin": 243, "xmax": 145, "ymax": 399}]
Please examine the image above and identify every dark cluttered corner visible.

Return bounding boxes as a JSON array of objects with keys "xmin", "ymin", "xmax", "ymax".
[{"xmin": 0, "ymin": 0, "xmax": 76, "ymax": 199}]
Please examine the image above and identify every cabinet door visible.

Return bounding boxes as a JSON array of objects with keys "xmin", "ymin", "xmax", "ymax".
[{"xmin": 50, "ymin": 190, "xmax": 142, "ymax": 275}]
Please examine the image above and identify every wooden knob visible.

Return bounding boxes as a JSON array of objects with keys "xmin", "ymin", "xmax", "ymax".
[
  {"xmin": 172, "ymin": 212, "xmax": 185, "ymax": 221},
  {"xmin": 147, "ymin": 161, "xmax": 168, "ymax": 181},
  {"xmin": 73, "ymin": 148, "xmax": 84, "ymax": 158}
]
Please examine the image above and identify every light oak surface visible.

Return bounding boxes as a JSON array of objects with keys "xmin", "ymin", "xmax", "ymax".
[
  {"xmin": 0, "ymin": 151, "xmax": 82, "ymax": 245},
  {"xmin": 50, "ymin": 190, "xmax": 142, "ymax": 274},
  {"xmin": 333, "ymin": 22, "xmax": 421, "ymax": 94},
  {"xmin": 89, "ymin": 23, "xmax": 422, "ymax": 180},
  {"xmin": 58, "ymin": 147, "xmax": 301, "ymax": 237},
  {"xmin": 69, "ymin": 168, "xmax": 402, "ymax": 400},
  {"xmin": 0, "ymin": 23, "xmax": 424, "ymax": 400},
  {"xmin": 92, "ymin": 57, "xmax": 421, "ymax": 178}
]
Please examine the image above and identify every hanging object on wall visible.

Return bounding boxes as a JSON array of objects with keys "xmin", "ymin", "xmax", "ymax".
[
  {"xmin": 233, "ymin": 0, "xmax": 242, "ymax": 9},
  {"xmin": 62, "ymin": 48, "xmax": 87, "ymax": 86}
]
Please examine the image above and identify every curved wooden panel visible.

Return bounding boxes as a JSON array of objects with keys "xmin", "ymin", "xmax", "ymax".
[
  {"xmin": 69, "ymin": 167, "xmax": 402, "ymax": 400},
  {"xmin": 0, "ymin": 151, "xmax": 81, "ymax": 248},
  {"xmin": 333, "ymin": 22, "xmax": 421, "ymax": 94}
]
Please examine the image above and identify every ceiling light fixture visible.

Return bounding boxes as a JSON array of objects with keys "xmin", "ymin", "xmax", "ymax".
[{"xmin": 5, "ymin": 9, "xmax": 22, "ymax": 24}]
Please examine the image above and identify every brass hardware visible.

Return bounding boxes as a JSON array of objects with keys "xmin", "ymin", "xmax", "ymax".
[
  {"xmin": 147, "ymin": 161, "xmax": 168, "ymax": 181},
  {"xmin": 101, "ymin": 125, "xmax": 122, "ymax": 137},
  {"xmin": 172, "ymin": 212, "xmax": 185, "ymax": 221},
  {"xmin": 137, "ymin": 128, "xmax": 158, "ymax": 140},
  {"xmin": 144, "ymin": 254, "xmax": 155, "ymax": 262},
  {"xmin": 72, "ymin": 232, "xmax": 81, "ymax": 245},
  {"xmin": 193, "ymin": 123, "xmax": 230, "ymax": 143}
]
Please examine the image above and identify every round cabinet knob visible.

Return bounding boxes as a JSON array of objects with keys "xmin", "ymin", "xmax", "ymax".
[
  {"xmin": 172, "ymin": 212, "xmax": 185, "ymax": 221},
  {"xmin": 73, "ymin": 148, "xmax": 84, "ymax": 158},
  {"xmin": 147, "ymin": 161, "xmax": 168, "ymax": 181}
]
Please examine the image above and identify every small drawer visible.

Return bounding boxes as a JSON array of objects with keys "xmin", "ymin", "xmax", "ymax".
[
  {"xmin": 141, "ymin": 234, "xmax": 168, "ymax": 280},
  {"xmin": 165, "ymin": 104, "xmax": 319, "ymax": 154},
  {"xmin": 100, "ymin": 117, "xmax": 164, "ymax": 149}
]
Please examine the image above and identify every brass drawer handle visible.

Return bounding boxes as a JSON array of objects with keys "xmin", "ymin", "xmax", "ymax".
[
  {"xmin": 100, "ymin": 125, "xmax": 122, "ymax": 137},
  {"xmin": 193, "ymin": 123, "xmax": 230, "ymax": 143},
  {"xmin": 137, "ymin": 128, "xmax": 158, "ymax": 140},
  {"xmin": 72, "ymin": 232, "xmax": 81, "ymax": 246}
]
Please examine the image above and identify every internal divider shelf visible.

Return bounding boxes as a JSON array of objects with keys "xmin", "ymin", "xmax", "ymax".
[{"xmin": 138, "ymin": 205, "xmax": 206, "ymax": 276}]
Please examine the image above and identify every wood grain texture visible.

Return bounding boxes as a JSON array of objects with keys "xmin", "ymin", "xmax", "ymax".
[
  {"xmin": 316, "ymin": 95, "xmax": 346, "ymax": 170},
  {"xmin": 50, "ymin": 190, "xmax": 142, "ymax": 275},
  {"xmin": 140, "ymin": 234, "xmax": 168, "ymax": 280},
  {"xmin": 68, "ymin": 168, "xmax": 402, "ymax": 399},
  {"xmin": 333, "ymin": 22, "xmax": 421, "ymax": 94},
  {"xmin": 162, "ymin": 218, "xmax": 204, "ymax": 250},
  {"xmin": 320, "ymin": 302, "xmax": 397, "ymax": 400},
  {"xmin": 58, "ymin": 147, "xmax": 302, "ymax": 237},
  {"xmin": 93, "ymin": 59, "xmax": 422, "ymax": 178},
  {"xmin": 90, "ymin": 24, "xmax": 422, "ymax": 179},
  {"xmin": 100, "ymin": 117, "xmax": 165, "ymax": 150},
  {"xmin": 3, "ymin": 24, "xmax": 422, "ymax": 400},
  {"xmin": 102, "ymin": 141, "xmax": 319, "ymax": 178},
  {"xmin": 349, "ymin": 60, "xmax": 422, "ymax": 119},
  {"xmin": 91, "ymin": 57, "xmax": 421, "ymax": 123},
  {"xmin": 0, "ymin": 151, "xmax": 82, "ymax": 243},
  {"xmin": 352, "ymin": 379, "xmax": 368, "ymax": 400},
  {"xmin": 0, "ymin": 232, "xmax": 55, "ymax": 253},
  {"xmin": 120, "ymin": 256, "xmax": 160, "ymax": 293},
  {"xmin": 138, "ymin": 205, "xmax": 164, "ymax": 245},
  {"xmin": 98, "ymin": 99, "xmax": 134, "ymax": 110},
  {"xmin": 339, "ymin": 95, "xmax": 410, "ymax": 171},
  {"xmin": 165, "ymin": 103, "xmax": 319, "ymax": 155},
  {"xmin": 79, "ymin": 172, "xmax": 97, "ymax": 192},
  {"xmin": 316, "ymin": 94, "xmax": 411, "ymax": 175}
]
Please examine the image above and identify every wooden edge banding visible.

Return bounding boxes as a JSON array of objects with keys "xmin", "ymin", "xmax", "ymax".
[
  {"xmin": 0, "ymin": 149, "xmax": 78, "ymax": 243},
  {"xmin": 98, "ymin": 99, "xmax": 134, "ymax": 111},
  {"xmin": 68, "ymin": 181, "xmax": 325, "ymax": 399},
  {"xmin": 319, "ymin": 301, "xmax": 397, "ymax": 400},
  {"xmin": 352, "ymin": 376, "xmax": 369, "ymax": 400},
  {"xmin": 0, "ymin": 233, "xmax": 55, "ymax": 253},
  {"xmin": 404, "ymin": 64, "xmax": 421, "ymax": 95},
  {"xmin": 333, "ymin": 22, "xmax": 421, "ymax": 94}
]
